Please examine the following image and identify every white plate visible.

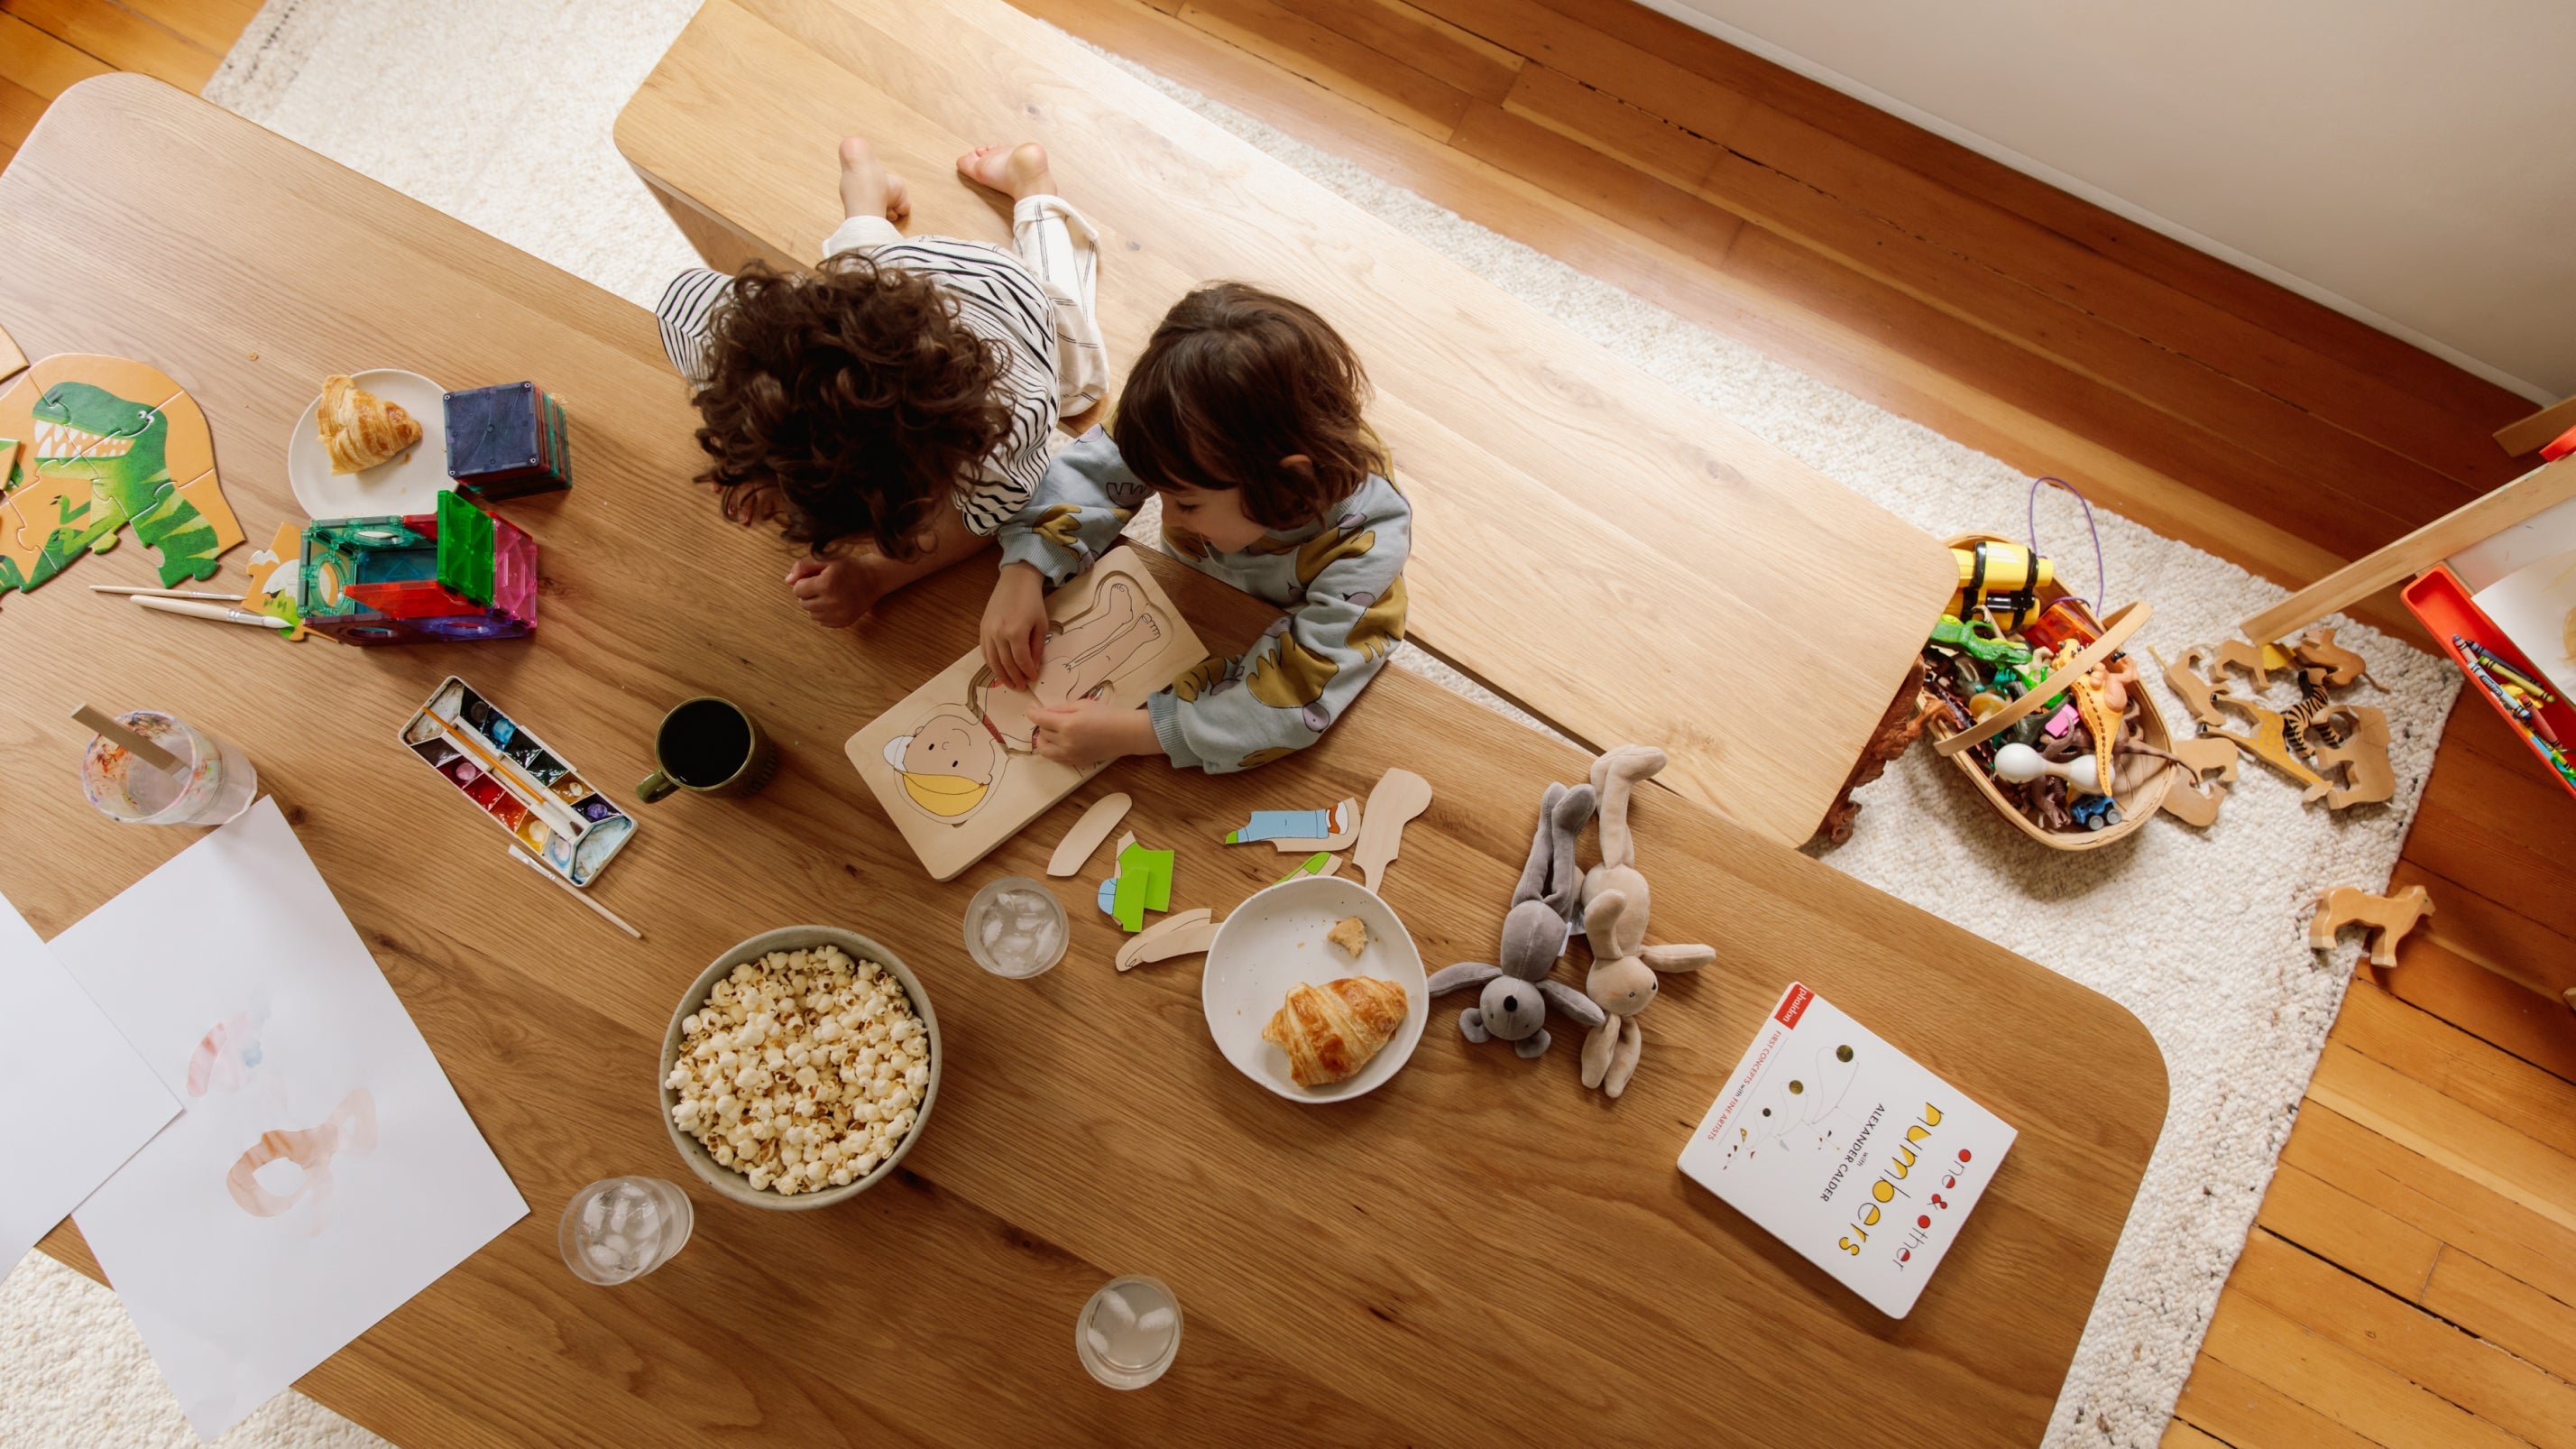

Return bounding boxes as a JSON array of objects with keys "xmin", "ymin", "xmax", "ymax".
[
  {"xmin": 1201, "ymin": 875, "xmax": 1427, "ymax": 1102},
  {"xmin": 286, "ymin": 369, "xmax": 451, "ymax": 519}
]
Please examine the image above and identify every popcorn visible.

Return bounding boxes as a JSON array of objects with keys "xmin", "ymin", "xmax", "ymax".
[{"xmin": 669, "ymin": 945, "xmax": 927, "ymax": 1198}]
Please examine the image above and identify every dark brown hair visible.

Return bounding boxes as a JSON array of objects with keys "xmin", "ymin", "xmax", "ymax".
[
  {"xmin": 1112, "ymin": 283, "xmax": 1384, "ymax": 530},
  {"xmin": 691, "ymin": 254, "xmax": 1011, "ymax": 558}
]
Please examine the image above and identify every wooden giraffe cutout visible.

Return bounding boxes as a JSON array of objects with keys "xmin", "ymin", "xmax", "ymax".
[
  {"xmin": 2305, "ymin": 706, "xmax": 2395, "ymax": 809},
  {"xmin": 2293, "ymin": 626, "xmax": 2368, "ymax": 688},
  {"xmin": 2308, "ymin": 884, "xmax": 2433, "ymax": 967},
  {"xmin": 2212, "ymin": 694, "xmax": 2327, "ymax": 791},
  {"xmin": 2157, "ymin": 735, "xmax": 2242, "ymax": 827}
]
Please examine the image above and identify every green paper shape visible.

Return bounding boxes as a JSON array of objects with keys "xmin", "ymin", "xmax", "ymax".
[
  {"xmin": 1111, "ymin": 868, "xmax": 1147, "ymax": 932},
  {"xmin": 1138, "ymin": 849, "xmax": 1173, "ymax": 912},
  {"xmin": 1276, "ymin": 852, "xmax": 1333, "ymax": 884}
]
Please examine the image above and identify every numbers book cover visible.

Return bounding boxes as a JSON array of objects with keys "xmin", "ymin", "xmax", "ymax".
[{"xmin": 1676, "ymin": 982, "xmax": 2016, "ymax": 1318}]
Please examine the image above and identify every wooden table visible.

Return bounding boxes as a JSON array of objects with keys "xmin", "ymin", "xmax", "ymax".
[
  {"xmin": 8, "ymin": 78, "xmax": 2162, "ymax": 1448},
  {"xmin": 612, "ymin": 0, "xmax": 1961, "ymax": 848}
]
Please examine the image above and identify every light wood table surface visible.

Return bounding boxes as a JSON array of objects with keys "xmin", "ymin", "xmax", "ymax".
[
  {"xmin": 612, "ymin": 0, "xmax": 1960, "ymax": 848},
  {"xmin": 8, "ymin": 78, "xmax": 2162, "ymax": 1448}
]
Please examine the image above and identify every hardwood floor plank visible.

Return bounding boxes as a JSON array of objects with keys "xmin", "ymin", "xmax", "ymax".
[
  {"xmin": 2389, "ymin": 859, "xmax": 2576, "ymax": 1004},
  {"xmin": 0, "ymin": 69, "xmax": 45, "ymax": 149},
  {"xmin": 2331, "ymin": 984, "xmax": 2576, "ymax": 1163},
  {"xmin": 2198, "ymin": 1284, "xmax": 2527, "ymax": 1449},
  {"xmin": 2225, "ymin": 1229, "xmax": 2576, "ymax": 1448},
  {"xmin": 1, "ymin": 0, "xmax": 217, "ymax": 92},
  {"xmin": 2170, "ymin": 1352, "xmax": 2387, "ymax": 1449},
  {"xmin": 117, "ymin": 0, "xmax": 258, "ymax": 58},
  {"xmin": 2369, "ymin": 936, "xmax": 2576, "ymax": 1085},
  {"xmin": 1508, "ymin": 0, "xmax": 2535, "ymax": 432},
  {"xmin": 2251, "ymin": 1161, "xmax": 2441, "ymax": 1301},
  {"xmin": 2424, "ymin": 1248, "xmax": 2576, "ymax": 1387},
  {"xmin": 1177, "ymin": 0, "xmax": 1471, "ymax": 139},
  {"xmin": 0, "ymin": 11, "xmax": 110, "ymax": 97},
  {"xmin": 2284, "ymin": 1103, "xmax": 2576, "ymax": 1312},
  {"xmin": 2305, "ymin": 1042, "xmax": 2576, "ymax": 1235},
  {"xmin": 2157, "ymin": 1420, "xmax": 2230, "ymax": 1449},
  {"xmin": 1270, "ymin": 0, "xmax": 1521, "ymax": 103}
]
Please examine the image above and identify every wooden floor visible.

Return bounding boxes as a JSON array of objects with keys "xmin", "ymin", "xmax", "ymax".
[{"xmin": 13, "ymin": 2, "xmax": 2576, "ymax": 1444}]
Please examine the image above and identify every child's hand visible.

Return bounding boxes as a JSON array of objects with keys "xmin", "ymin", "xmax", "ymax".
[
  {"xmin": 785, "ymin": 556, "xmax": 887, "ymax": 629},
  {"xmin": 980, "ymin": 563, "xmax": 1049, "ymax": 690},
  {"xmin": 837, "ymin": 135, "xmax": 911, "ymax": 226},
  {"xmin": 1028, "ymin": 700, "xmax": 1161, "ymax": 765}
]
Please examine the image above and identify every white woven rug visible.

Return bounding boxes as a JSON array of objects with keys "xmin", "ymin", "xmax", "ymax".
[{"xmin": 1, "ymin": 3, "xmax": 2460, "ymax": 1444}]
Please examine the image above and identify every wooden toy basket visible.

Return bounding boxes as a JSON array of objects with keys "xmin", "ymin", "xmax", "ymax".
[{"xmin": 1924, "ymin": 533, "xmax": 2175, "ymax": 852}]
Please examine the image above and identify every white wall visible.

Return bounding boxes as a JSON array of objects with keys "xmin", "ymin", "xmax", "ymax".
[{"xmin": 1639, "ymin": 0, "xmax": 2576, "ymax": 402}]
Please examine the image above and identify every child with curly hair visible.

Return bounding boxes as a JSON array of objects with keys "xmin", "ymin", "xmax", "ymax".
[
  {"xmin": 980, "ymin": 284, "xmax": 1412, "ymax": 774},
  {"xmin": 656, "ymin": 135, "xmax": 1106, "ymax": 626}
]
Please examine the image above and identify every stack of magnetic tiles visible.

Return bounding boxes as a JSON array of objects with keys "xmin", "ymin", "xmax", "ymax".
[
  {"xmin": 297, "ymin": 491, "xmax": 538, "ymax": 645},
  {"xmin": 444, "ymin": 381, "xmax": 572, "ymax": 501}
]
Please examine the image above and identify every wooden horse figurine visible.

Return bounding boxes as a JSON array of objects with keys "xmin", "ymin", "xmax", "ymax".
[
  {"xmin": 2304, "ymin": 706, "xmax": 2395, "ymax": 809},
  {"xmin": 2293, "ymin": 626, "xmax": 2369, "ymax": 688},
  {"xmin": 2309, "ymin": 883, "xmax": 2434, "ymax": 967}
]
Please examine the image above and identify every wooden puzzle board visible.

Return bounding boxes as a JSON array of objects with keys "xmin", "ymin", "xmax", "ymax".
[
  {"xmin": 845, "ymin": 549, "xmax": 1208, "ymax": 880},
  {"xmin": 0, "ymin": 353, "xmax": 244, "ymax": 593}
]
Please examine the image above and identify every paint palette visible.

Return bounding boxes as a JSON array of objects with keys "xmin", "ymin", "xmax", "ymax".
[{"xmin": 398, "ymin": 676, "xmax": 635, "ymax": 887}]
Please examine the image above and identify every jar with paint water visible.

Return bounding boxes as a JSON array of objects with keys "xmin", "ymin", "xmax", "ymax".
[
  {"xmin": 1076, "ymin": 1275, "xmax": 1182, "ymax": 1389},
  {"xmin": 79, "ymin": 710, "xmax": 258, "ymax": 826},
  {"xmin": 558, "ymin": 1176, "xmax": 694, "ymax": 1286}
]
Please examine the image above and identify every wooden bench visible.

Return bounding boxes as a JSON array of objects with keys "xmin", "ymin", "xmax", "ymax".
[
  {"xmin": 612, "ymin": 0, "xmax": 1957, "ymax": 847},
  {"xmin": 14, "ymin": 77, "xmax": 2158, "ymax": 1449}
]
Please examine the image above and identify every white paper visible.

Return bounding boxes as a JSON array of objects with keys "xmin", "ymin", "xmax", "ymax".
[
  {"xmin": 1677, "ymin": 983, "xmax": 2016, "ymax": 1318},
  {"xmin": 0, "ymin": 892, "xmax": 182, "ymax": 1271},
  {"xmin": 53, "ymin": 798, "xmax": 528, "ymax": 1441},
  {"xmin": 2470, "ymin": 545, "xmax": 2576, "ymax": 697}
]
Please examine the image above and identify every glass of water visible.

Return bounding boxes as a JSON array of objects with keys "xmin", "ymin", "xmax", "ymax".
[
  {"xmin": 558, "ymin": 1177, "xmax": 694, "ymax": 1286},
  {"xmin": 962, "ymin": 875, "xmax": 1069, "ymax": 978},
  {"xmin": 1076, "ymin": 1275, "xmax": 1182, "ymax": 1389},
  {"xmin": 78, "ymin": 709, "xmax": 258, "ymax": 826}
]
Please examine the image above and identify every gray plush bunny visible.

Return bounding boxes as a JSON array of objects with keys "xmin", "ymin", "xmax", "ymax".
[{"xmin": 1428, "ymin": 781, "xmax": 1605, "ymax": 1058}]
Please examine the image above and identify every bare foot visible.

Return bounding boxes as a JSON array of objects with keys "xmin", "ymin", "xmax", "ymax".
[
  {"xmin": 838, "ymin": 135, "xmax": 912, "ymax": 226},
  {"xmin": 955, "ymin": 141, "xmax": 1054, "ymax": 202}
]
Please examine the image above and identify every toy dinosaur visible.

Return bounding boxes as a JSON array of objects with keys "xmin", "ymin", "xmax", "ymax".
[
  {"xmin": 1578, "ymin": 746, "xmax": 1716, "ymax": 1099},
  {"xmin": 1429, "ymin": 781, "xmax": 1603, "ymax": 1057},
  {"xmin": 2309, "ymin": 883, "xmax": 2433, "ymax": 967},
  {"xmin": 2305, "ymin": 706, "xmax": 2395, "ymax": 809},
  {"xmin": 1928, "ymin": 614, "xmax": 2032, "ymax": 666}
]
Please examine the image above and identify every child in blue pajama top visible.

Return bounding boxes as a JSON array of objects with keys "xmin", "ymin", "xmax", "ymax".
[{"xmin": 979, "ymin": 284, "xmax": 1412, "ymax": 774}]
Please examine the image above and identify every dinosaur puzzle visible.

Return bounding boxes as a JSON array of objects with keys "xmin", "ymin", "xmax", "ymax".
[{"xmin": 0, "ymin": 354, "xmax": 243, "ymax": 593}]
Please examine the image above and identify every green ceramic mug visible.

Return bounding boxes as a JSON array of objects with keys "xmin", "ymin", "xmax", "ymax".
[{"xmin": 638, "ymin": 697, "xmax": 777, "ymax": 803}]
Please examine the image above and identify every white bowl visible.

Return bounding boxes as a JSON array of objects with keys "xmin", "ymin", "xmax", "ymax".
[
  {"xmin": 1200, "ymin": 875, "xmax": 1427, "ymax": 1102},
  {"xmin": 660, "ymin": 926, "xmax": 940, "ymax": 1210},
  {"xmin": 287, "ymin": 368, "xmax": 451, "ymax": 519}
]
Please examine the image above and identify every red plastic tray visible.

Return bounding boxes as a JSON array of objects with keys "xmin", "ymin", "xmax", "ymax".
[{"xmin": 2401, "ymin": 565, "xmax": 2576, "ymax": 800}]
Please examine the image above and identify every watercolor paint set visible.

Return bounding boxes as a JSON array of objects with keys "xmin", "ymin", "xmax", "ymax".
[{"xmin": 398, "ymin": 676, "xmax": 635, "ymax": 886}]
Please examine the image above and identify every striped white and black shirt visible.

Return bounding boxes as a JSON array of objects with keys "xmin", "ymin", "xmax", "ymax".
[{"xmin": 654, "ymin": 221, "xmax": 1062, "ymax": 537}]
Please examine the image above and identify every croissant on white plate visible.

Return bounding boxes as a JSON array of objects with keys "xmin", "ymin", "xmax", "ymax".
[
  {"xmin": 1263, "ymin": 976, "xmax": 1408, "ymax": 1088},
  {"xmin": 318, "ymin": 374, "xmax": 421, "ymax": 474}
]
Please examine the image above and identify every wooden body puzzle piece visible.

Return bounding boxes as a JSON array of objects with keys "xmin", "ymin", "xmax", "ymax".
[
  {"xmin": 1117, "ymin": 908, "xmax": 1218, "ymax": 971},
  {"xmin": 1278, "ymin": 852, "xmax": 1342, "ymax": 883},
  {"xmin": 2305, "ymin": 706, "xmax": 2395, "ymax": 809},
  {"xmin": 846, "ymin": 550, "xmax": 1207, "ymax": 880},
  {"xmin": 2309, "ymin": 883, "xmax": 2433, "ymax": 967},
  {"xmin": 1261, "ymin": 795, "xmax": 1359, "ymax": 854},
  {"xmin": 2293, "ymin": 626, "xmax": 2368, "ymax": 688},
  {"xmin": 0, "ymin": 355, "xmax": 242, "ymax": 592},
  {"xmin": 1046, "ymin": 792, "xmax": 1131, "ymax": 876},
  {"xmin": 2157, "ymin": 735, "xmax": 2242, "ymax": 827},
  {"xmin": 2211, "ymin": 694, "xmax": 2327, "ymax": 791},
  {"xmin": 1351, "ymin": 768, "xmax": 1433, "ymax": 889}
]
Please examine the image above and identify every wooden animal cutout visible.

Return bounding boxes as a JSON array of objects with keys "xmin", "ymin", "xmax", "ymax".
[
  {"xmin": 2157, "ymin": 735, "xmax": 2242, "ymax": 827},
  {"xmin": 2304, "ymin": 706, "xmax": 2395, "ymax": 809},
  {"xmin": 2154, "ymin": 646, "xmax": 2231, "ymax": 728},
  {"xmin": 2211, "ymin": 694, "xmax": 2327, "ymax": 791},
  {"xmin": 2293, "ymin": 626, "xmax": 2368, "ymax": 688},
  {"xmin": 2204, "ymin": 638, "xmax": 2277, "ymax": 691},
  {"xmin": 1350, "ymin": 768, "xmax": 1432, "ymax": 890},
  {"xmin": 2309, "ymin": 883, "xmax": 2433, "ymax": 967}
]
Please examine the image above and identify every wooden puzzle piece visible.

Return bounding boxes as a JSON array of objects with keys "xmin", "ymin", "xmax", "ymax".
[
  {"xmin": 2305, "ymin": 706, "xmax": 2395, "ymax": 809},
  {"xmin": 2211, "ymin": 694, "xmax": 2327, "ymax": 791},
  {"xmin": 1262, "ymin": 795, "xmax": 1360, "ymax": 854},
  {"xmin": 2203, "ymin": 638, "xmax": 2283, "ymax": 691},
  {"xmin": 2293, "ymin": 626, "xmax": 2368, "ymax": 688},
  {"xmin": 1117, "ymin": 908, "xmax": 1218, "ymax": 971},
  {"xmin": 1351, "ymin": 768, "xmax": 1433, "ymax": 890},
  {"xmin": 2157, "ymin": 735, "xmax": 2241, "ymax": 827},
  {"xmin": 2309, "ymin": 883, "xmax": 2433, "ymax": 967},
  {"xmin": 0, "ymin": 355, "xmax": 241, "ymax": 591},
  {"xmin": 1046, "ymin": 792, "xmax": 1132, "ymax": 877},
  {"xmin": 2153, "ymin": 645, "xmax": 2231, "ymax": 728},
  {"xmin": 0, "ymin": 321, "xmax": 23, "ymax": 386},
  {"xmin": 977, "ymin": 575, "xmax": 1171, "ymax": 752},
  {"xmin": 240, "ymin": 520, "xmax": 308, "ymax": 640}
]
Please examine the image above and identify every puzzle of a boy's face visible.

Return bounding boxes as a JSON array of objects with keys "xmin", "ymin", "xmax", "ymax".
[
  {"xmin": 0, "ymin": 355, "xmax": 244, "ymax": 594},
  {"xmin": 845, "ymin": 549, "xmax": 1208, "ymax": 880}
]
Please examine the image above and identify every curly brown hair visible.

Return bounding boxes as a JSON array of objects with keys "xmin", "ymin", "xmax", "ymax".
[
  {"xmin": 1112, "ymin": 283, "xmax": 1385, "ymax": 531},
  {"xmin": 690, "ymin": 254, "xmax": 1011, "ymax": 558}
]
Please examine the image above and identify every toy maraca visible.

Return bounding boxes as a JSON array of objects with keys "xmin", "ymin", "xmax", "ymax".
[{"xmin": 1992, "ymin": 742, "xmax": 2101, "ymax": 795}]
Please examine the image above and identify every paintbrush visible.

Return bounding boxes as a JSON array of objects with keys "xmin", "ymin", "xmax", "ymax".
[
  {"xmin": 91, "ymin": 585, "xmax": 243, "ymax": 601},
  {"xmin": 133, "ymin": 595, "xmax": 290, "ymax": 630},
  {"xmin": 509, "ymin": 844, "xmax": 641, "ymax": 939},
  {"xmin": 424, "ymin": 712, "xmax": 588, "ymax": 840}
]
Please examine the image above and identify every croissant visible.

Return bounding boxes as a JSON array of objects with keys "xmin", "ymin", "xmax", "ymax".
[
  {"xmin": 318, "ymin": 374, "xmax": 421, "ymax": 474},
  {"xmin": 1263, "ymin": 976, "xmax": 1408, "ymax": 1088}
]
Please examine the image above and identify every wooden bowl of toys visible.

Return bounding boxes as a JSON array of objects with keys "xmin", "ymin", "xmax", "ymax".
[
  {"xmin": 1919, "ymin": 532, "xmax": 2176, "ymax": 851},
  {"xmin": 659, "ymin": 926, "xmax": 941, "ymax": 1210}
]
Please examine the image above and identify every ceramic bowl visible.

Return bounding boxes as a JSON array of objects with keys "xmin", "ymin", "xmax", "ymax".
[
  {"xmin": 1200, "ymin": 874, "xmax": 1428, "ymax": 1102},
  {"xmin": 660, "ymin": 925, "xmax": 940, "ymax": 1210}
]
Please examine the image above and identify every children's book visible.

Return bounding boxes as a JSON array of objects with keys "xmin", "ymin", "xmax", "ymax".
[{"xmin": 1677, "ymin": 982, "xmax": 2015, "ymax": 1318}]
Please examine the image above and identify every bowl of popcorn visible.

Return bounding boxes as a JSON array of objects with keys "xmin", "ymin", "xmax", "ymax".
[{"xmin": 660, "ymin": 927, "xmax": 940, "ymax": 1209}]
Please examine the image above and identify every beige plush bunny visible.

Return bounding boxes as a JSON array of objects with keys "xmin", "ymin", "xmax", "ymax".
[{"xmin": 1579, "ymin": 745, "xmax": 1717, "ymax": 1098}]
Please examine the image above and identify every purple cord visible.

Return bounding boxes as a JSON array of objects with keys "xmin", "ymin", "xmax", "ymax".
[{"xmin": 2028, "ymin": 475, "xmax": 2104, "ymax": 614}]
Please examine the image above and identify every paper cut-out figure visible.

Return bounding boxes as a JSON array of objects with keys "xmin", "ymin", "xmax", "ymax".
[
  {"xmin": 225, "ymin": 1087, "xmax": 376, "ymax": 1236},
  {"xmin": 881, "ymin": 711, "xmax": 1000, "ymax": 822},
  {"xmin": 979, "ymin": 576, "xmax": 1167, "ymax": 750}
]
